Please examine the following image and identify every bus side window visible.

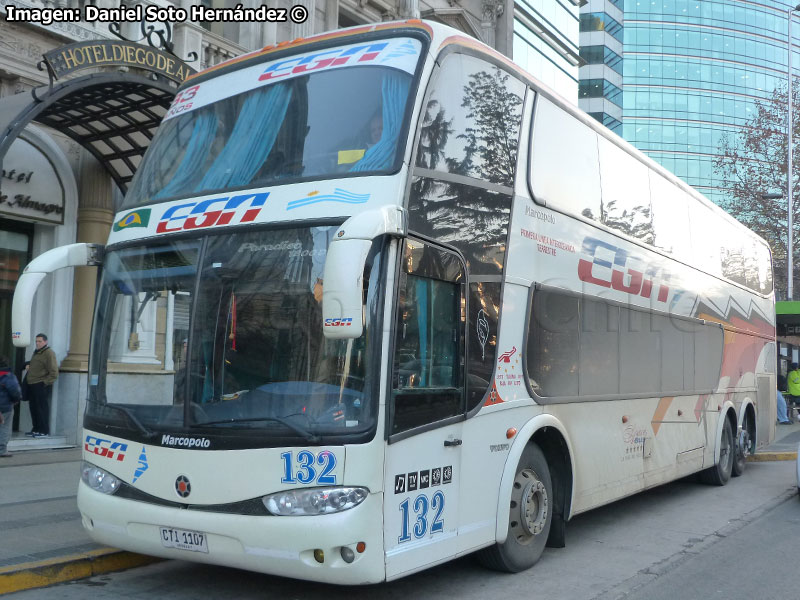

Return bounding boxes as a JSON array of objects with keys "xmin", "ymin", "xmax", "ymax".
[{"xmin": 391, "ymin": 240, "xmax": 466, "ymax": 435}]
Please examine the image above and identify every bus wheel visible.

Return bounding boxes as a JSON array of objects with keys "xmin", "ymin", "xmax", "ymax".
[
  {"xmin": 478, "ymin": 444, "xmax": 552, "ymax": 572},
  {"xmin": 701, "ymin": 417, "xmax": 734, "ymax": 486},
  {"xmin": 732, "ymin": 413, "xmax": 753, "ymax": 477}
]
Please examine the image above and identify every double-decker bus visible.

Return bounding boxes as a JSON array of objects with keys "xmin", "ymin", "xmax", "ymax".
[{"xmin": 12, "ymin": 19, "xmax": 776, "ymax": 584}]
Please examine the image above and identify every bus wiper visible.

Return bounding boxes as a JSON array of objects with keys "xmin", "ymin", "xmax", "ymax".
[
  {"xmin": 88, "ymin": 400, "xmax": 156, "ymax": 439},
  {"xmin": 191, "ymin": 416, "xmax": 319, "ymax": 442}
]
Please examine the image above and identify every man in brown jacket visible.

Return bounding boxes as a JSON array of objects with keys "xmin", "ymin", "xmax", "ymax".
[{"xmin": 27, "ymin": 333, "xmax": 58, "ymax": 437}]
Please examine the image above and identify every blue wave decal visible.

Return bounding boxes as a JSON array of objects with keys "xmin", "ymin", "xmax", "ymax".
[
  {"xmin": 287, "ymin": 188, "xmax": 370, "ymax": 210},
  {"xmin": 132, "ymin": 446, "xmax": 149, "ymax": 484},
  {"xmin": 382, "ymin": 40, "xmax": 420, "ymax": 61}
]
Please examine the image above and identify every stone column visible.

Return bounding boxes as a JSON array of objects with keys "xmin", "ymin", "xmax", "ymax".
[
  {"xmin": 60, "ymin": 153, "xmax": 113, "ymax": 372},
  {"xmin": 397, "ymin": 0, "xmax": 419, "ymax": 19},
  {"xmin": 291, "ymin": 0, "xmax": 316, "ymax": 39},
  {"xmin": 324, "ymin": 0, "xmax": 339, "ymax": 32}
]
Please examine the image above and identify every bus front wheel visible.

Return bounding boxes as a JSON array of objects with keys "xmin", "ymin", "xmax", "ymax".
[{"xmin": 478, "ymin": 443, "xmax": 552, "ymax": 572}]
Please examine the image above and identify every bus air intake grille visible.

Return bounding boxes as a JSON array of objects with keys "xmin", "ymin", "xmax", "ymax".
[{"xmin": 113, "ymin": 482, "xmax": 272, "ymax": 515}]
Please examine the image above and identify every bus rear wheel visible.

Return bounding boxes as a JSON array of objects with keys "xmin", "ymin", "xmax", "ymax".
[
  {"xmin": 701, "ymin": 416, "xmax": 734, "ymax": 486},
  {"xmin": 478, "ymin": 443, "xmax": 552, "ymax": 572}
]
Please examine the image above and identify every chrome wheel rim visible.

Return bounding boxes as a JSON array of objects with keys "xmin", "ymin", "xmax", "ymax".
[
  {"xmin": 738, "ymin": 429, "xmax": 751, "ymax": 461},
  {"xmin": 509, "ymin": 468, "xmax": 549, "ymax": 544},
  {"xmin": 720, "ymin": 422, "xmax": 732, "ymax": 470}
]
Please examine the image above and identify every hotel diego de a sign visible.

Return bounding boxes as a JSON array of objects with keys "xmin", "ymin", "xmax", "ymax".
[{"xmin": 42, "ymin": 40, "xmax": 194, "ymax": 84}]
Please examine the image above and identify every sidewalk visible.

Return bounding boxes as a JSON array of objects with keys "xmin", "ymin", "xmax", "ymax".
[
  {"xmin": 749, "ymin": 419, "xmax": 800, "ymax": 461},
  {"xmin": 0, "ymin": 448, "xmax": 158, "ymax": 595},
  {"xmin": 1, "ymin": 423, "xmax": 798, "ymax": 595}
]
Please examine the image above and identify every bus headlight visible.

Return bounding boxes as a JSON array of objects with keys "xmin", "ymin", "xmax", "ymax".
[
  {"xmin": 262, "ymin": 487, "xmax": 368, "ymax": 516},
  {"xmin": 81, "ymin": 461, "xmax": 121, "ymax": 495}
]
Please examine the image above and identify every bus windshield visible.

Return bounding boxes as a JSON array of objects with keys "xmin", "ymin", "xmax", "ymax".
[
  {"xmin": 86, "ymin": 226, "xmax": 381, "ymax": 444},
  {"xmin": 123, "ymin": 42, "xmax": 420, "ymax": 209}
]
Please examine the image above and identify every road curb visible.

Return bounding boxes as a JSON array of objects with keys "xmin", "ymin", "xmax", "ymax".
[
  {"xmin": 0, "ymin": 548, "xmax": 161, "ymax": 595},
  {"xmin": 747, "ymin": 452, "xmax": 798, "ymax": 462}
]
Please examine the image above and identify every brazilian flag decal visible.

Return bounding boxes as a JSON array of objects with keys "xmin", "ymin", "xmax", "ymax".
[{"xmin": 113, "ymin": 209, "xmax": 151, "ymax": 231}]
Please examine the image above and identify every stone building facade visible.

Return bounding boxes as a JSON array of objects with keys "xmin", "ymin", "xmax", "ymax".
[{"xmin": 0, "ymin": 0, "xmax": 515, "ymax": 449}]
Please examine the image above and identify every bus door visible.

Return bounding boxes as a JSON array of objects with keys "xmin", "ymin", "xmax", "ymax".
[{"xmin": 383, "ymin": 239, "xmax": 467, "ymax": 579}]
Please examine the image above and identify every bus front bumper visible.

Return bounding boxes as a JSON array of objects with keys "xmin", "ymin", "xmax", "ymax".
[{"xmin": 77, "ymin": 481, "xmax": 386, "ymax": 585}]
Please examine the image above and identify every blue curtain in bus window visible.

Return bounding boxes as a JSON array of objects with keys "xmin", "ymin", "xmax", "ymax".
[
  {"xmin": 349, "ymin": 71, "xmax": 410, "ymax": 172},
  {"xmin": 416, "ymin": 277, "xmax": 429, "ymax": 387},
  {"xmin": 155, "ymin": 110, "xmax": 219, "ymax": 199},
  {"xmin": 196, "ymin": 84, "xmax": 293, "ymax": 191}
]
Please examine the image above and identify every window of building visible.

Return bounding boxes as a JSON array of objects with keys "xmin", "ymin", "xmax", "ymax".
[
  {"xmin": 580, "ymin": 45, "xmax": 623, "ymax": 75},
  {"xmin": 579, "ymin": 78, "xmax": 622, "ymax": 107},
  {"xmin": 580, "ymin": 13, "xmax": 624, "ymax": 43}
]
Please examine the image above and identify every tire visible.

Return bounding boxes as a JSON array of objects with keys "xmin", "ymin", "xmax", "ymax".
[
  {"xmin": 731, "ymin": 412, "xmax": 753, "ymax": 478},
  {"xmin": 477, "ymin": 444, "xmax": 552, "ymax": 572},
  {"xmin": 701, "ymin": 416, "xmax": 734, "ymax": 486}
]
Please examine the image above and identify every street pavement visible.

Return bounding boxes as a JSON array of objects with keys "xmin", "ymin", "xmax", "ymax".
[{"xmin": 1, "ymin": 422, "xmax": 799, "ymax": 595}]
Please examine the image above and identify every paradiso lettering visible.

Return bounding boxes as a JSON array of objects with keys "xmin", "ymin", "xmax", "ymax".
[
  {"xmin": 259, "ymin": 43, "xmax": 389, "ymax": 81},
  {"xmin": 157, "ymin": 192, "xmax": 269, "ymax": 233},
  {"xmin": 578, "ymin": 237, "xmax": 673, "ymax": 302}
]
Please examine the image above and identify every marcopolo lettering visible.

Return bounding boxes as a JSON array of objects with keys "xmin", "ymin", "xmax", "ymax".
[
  {"xmin": 157, "ymin": 192, "xmax": 269, "ymax": 233},
  {"xmin": 161, "ymin": 435, "xmax": 211, "ymax": 449}
]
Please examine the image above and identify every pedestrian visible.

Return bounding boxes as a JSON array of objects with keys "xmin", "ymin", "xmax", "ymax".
[
  {"xmin": 777, "ymin": 389, "xmax": 791, "ymax": 424},
  {"xmin": 26, "ymin": 333, "xmax": 58, "ymax": 438},
  {"xmin": 787, "ymin": 363, "xmax": 800, "ymax": 423},
  {"xmin": 0, "ymin": 355, "xmax": 23, "ymax": 457}
]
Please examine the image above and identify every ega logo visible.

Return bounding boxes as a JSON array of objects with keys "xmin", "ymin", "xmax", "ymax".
[
  {"xmin": 578, "ymin": 236, "xmax": 673, "ymax": 302},
  {"xmin": 259, "ymin": 43, "xmax": 389, "ymax": 81},
  {"xmin": 324, "ymin": 318, "xmax": 353, "ymax": 327},
  {"xmin": 85, "ymin": 435, "xmax": 128, "ymax": 462},
  {"xmin": 157, "ymin": 192, "xmax": 269, "ymax": 233}
]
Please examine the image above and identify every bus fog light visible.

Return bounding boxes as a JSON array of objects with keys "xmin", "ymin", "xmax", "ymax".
[
  {"xmin": 340, "ymin": 546, "xmax": 355, "ymax": 563},
  {"xmin": 313, "ymin": 549, "xmax": 325, "ymax": 563},
  {"xmin": 80, "ymin": 461, "xmax": 121, "ymax": 495},
  {"xmin": 262, "ymin": 487, "xmax": 368, "ymax": 516}
]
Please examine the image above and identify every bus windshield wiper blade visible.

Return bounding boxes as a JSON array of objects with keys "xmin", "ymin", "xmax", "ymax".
[
  {"xmin": 88, "ymin": 400, "xmax": 156, "ymax": 438},
  {"xmin": 191, "ymin": 416, "xmax": 319, "ymax": 442}
]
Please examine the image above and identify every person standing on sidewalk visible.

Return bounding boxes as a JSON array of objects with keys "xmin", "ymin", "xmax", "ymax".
[
  {"xmin": 0, "ymin": 355, "xmax": 23, "ymax": 457},
  {"xmin": 27, "ymin": 333, "xmax": 58, "ymax": 438}
]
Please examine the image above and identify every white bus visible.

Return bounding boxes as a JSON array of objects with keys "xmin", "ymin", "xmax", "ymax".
[{"xmin": 13, "ymin": 19, "xmax": 776, "ymax": 584}]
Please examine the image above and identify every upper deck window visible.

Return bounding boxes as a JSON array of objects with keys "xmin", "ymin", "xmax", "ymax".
[
  {"xmin": 415, "ymin": 52, "xmax": 525, "ymax": 187},
  {"xmin": 123, "ymin": 37, "xmax": 422, "ymax": 210}
]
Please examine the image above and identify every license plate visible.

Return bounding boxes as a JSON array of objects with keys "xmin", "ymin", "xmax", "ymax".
[{"xmin": 159, "ymin": 526, "xmax": 209, "ymax": 553}]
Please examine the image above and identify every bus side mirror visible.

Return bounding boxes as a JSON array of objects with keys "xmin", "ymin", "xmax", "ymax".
[
  {"xmin": 12, "ymin": 243, "xmax": 104, "ymax": 347},
  {"xmin": 322, "ymin": 206, "xmax": 405, "ymax": 339}
]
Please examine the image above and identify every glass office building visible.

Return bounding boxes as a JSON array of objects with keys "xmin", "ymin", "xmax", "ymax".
[
  {"xmin": 585, "ymin": 0, "xmax": 792, "ymax": 206},
  {"xmin": 579, "ymin": 1, "xmax": 624, "ymax": 133},
  {"xmin": 513, "ymin": 0, "xmax": 583, "ymax": 102}
]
